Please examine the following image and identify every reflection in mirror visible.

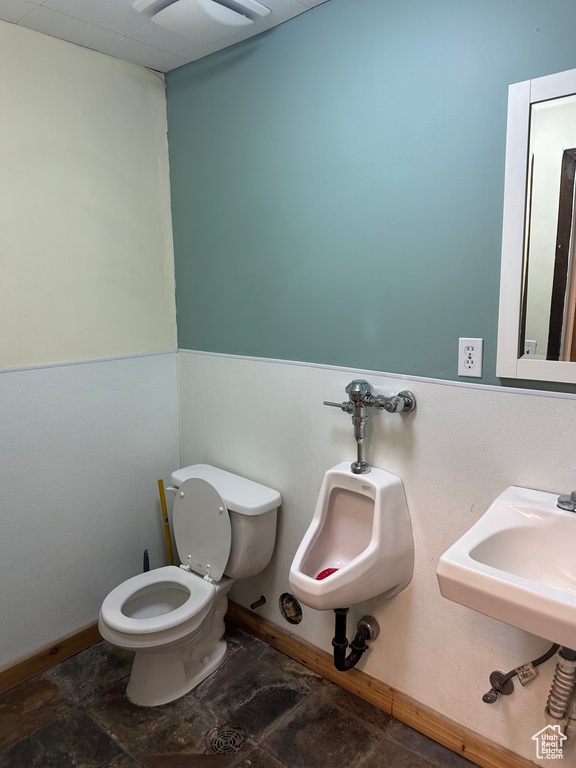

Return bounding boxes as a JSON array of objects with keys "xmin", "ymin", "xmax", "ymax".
[
  {"xmin": 523, "ymin": 95, "xmax": 576, "ymax": 362},
  {"xmin": 497, "ymin": 66, "xmax": 576, "ymax": 383}
]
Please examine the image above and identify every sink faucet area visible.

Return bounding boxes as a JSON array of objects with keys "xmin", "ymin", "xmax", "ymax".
[{"xmin": 437, "ymin": 486, "xmax": 576, "ymax": 649}]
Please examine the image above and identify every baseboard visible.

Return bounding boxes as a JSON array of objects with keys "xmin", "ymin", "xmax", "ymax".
[
  {"xmin": 0, "ymin": 607, "xmax": 535, "ymax": 768},
  {"xmin": 225, "ymin": 602, "xmax": 534, "ymax": 768},
  {"xmin": 0, "ymin": 622, "xmax": 102, "ymax": 695}
]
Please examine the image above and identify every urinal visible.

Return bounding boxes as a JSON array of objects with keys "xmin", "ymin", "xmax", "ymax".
[{"xmin": 289, "ymin": 462, "xmax": 414, "ymax": 610}]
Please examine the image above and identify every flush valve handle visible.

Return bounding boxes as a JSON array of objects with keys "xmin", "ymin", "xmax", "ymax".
[{"xmin": 323, "ymin": 401, "xmax": 353, "ymax": 413}]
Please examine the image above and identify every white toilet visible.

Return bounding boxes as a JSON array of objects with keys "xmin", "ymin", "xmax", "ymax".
[
  {"xmin": 99, "ymin": 464, "xmax": 281, "ymax": 706},
  {"xmin": 289, "ymin": 462, "xmax": 413, "ymax": 610}
]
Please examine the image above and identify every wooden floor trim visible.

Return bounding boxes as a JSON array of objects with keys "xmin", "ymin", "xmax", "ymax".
[
  {"xmin": 0, "ymin": 607, "xmax": 534, "ymax": 768},
  {"xmin": 0, "ymin": 622, "xmax": 101, "ymax": 695},
  {"xmin": 225, "ymin": 602, "xmax": 534, "ymax": 768}
]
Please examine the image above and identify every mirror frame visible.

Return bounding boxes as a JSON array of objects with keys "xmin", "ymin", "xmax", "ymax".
[{"xmin": 497, "ymin": 66, "xmax": 576, "ymax": 384}]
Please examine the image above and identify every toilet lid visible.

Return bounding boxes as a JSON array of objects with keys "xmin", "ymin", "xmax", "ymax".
[{"xmin": 173, "ymin": 477, "xmax": 231, "ymax": 581}]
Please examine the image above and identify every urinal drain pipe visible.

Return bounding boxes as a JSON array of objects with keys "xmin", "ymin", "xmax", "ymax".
[{"xmin": 332, "ymin": 609, "xmax": 379, "ymax": 672}]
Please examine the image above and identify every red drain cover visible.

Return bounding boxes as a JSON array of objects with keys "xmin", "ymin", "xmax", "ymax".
[{"xmin": 316, "ymin": 568, "xmax": 339, "ymax": 580}]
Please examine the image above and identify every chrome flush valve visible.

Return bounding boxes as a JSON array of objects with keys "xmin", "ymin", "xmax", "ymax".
[
  {"xmin": 345, "ymin": 380, "xmax": 371, "ymax": 474},
  {"xmin": 324, "ymin": 379, "xmax": 416, "ymax": 474}
]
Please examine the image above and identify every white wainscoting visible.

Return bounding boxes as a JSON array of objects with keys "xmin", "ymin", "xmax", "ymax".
[{"xmin": 0, "ymin": 352, "xmax": 180, "ymax": 668}]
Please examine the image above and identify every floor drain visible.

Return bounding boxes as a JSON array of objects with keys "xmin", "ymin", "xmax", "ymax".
[{"xmin": 206, "ymin": 726, "xmax": 245, "ymax": 755}]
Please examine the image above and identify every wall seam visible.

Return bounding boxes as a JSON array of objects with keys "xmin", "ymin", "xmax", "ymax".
[{"xmin": 0, "ymin": 350, "xmax": 178, "ymax": 375}]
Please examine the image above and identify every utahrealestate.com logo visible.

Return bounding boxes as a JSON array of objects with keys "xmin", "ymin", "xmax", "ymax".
[{"xmin": 532, "ymin": 725, "xmax": 567, "ymax": 760}]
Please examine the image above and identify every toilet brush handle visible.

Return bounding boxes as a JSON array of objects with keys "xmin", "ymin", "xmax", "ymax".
[{"xmin": 158, "ymin": 479, "xmax": 175, "ymax": 566}]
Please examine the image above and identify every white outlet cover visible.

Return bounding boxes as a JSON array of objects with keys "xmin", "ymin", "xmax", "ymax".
[{"xmin": 458, "ymin": 338, "xmax": 483, "ymax": 378}]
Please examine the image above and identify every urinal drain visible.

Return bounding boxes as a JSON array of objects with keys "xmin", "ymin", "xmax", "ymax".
[{"xmin": 206, "ymin": 725, "xmax": 245, "ymax": 755}]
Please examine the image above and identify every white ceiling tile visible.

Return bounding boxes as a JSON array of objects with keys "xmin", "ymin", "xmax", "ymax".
[
  {"xmin": 100, "ymin": 35, "xmax": 188, "ymax": 71},
  {"xmin": 265, "ymin": 0, "xmax": 301, "ymax": 9},
  {"xmin": 261, "ymin": 0, "xmax": 314, "ymax": 21},
  {"xmin": 18, "ymin": 6, "xmax": 124, "ymax": 49},
  {"xmin": 128, "ymin": 13, "xmax": 277, "ymax": 60},
  {"xmin": 132, "ymin": 0, "xmax": 314, "ymax": 55},
  {"xmin": 2, "ymin": 0, "xmax": 332, "ymax": 72},
  {"xmin": 267, "ymin": 4, "xmax": 310, "ymax": 25},
  {"xmin": 44, "ymin": 0, "xmax": 148, "ymax": 35},
  {"xmin": 128, "ymin": 19, "xmax": 213, "ymax": 59},
  {"xmin": 217, "ymin": 1, "xmax": 312, "ymax": 41},
  {"xmin": 0, "ymin": 0, "xmax": 39, "ymax": 23}
]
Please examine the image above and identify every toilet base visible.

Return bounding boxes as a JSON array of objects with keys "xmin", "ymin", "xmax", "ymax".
[
  {"xmin": 126, "ymin": 637, "xmax": 228, "ymax": 706},
  {"xmin": 124, "ymin": 589, "xmax": 231, "ymax": 707}
]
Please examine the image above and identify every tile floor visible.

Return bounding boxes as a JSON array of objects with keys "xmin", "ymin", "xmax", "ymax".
[{"xmin": 0, "ymin": 624, "xmax": 477, "ymax": 768}]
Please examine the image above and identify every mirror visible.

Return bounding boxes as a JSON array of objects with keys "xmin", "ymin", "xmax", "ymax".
[{"xmin": 497, "ymin": 67, "xmax": 576, "ymax": 383}]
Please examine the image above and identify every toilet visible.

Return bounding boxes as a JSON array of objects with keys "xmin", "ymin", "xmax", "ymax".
[
  {"xmin": 289, "ymin": 462, "xmax": 413, "ymax": 611},
  {"xmin": 99, "ymin": 464, "xmax": 281, "ymax": 706}
]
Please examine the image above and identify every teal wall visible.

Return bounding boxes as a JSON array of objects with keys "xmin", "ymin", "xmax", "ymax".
[{"xmin": 166, "ymin": 0, "xmax": 576, "ymax": 386}]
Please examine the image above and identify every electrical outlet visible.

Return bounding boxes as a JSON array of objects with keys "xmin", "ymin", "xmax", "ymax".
[
  {"xmin": 458, "ymin": 338, "xmax": 483, "ymax": 377},
  {"xmin": 524, "ymin": 339, "xmax": 537, "ymax": 355}
]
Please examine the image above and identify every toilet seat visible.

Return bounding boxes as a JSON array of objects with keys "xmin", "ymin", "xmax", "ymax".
[
  {"xmin": 100, "ymin": 566, "xmax": 216, "ymax": 635},
  {"xmin": 100, "ymin": 478, "xmax": 236, "ymax": 641},
  {"xmin": 173, "ymin": 477, "xmax": 231, "ymax": 582}
]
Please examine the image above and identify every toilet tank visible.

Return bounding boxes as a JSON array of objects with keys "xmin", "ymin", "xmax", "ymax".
[{"xmin": 171, "ymin": 464, "xmax": 281, "ymax": 580}]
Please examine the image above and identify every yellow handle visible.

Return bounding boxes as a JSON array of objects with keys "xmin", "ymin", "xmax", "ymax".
[{"xmin": 158, "ymin": 479, "xmax": 175, "ymax": 566}]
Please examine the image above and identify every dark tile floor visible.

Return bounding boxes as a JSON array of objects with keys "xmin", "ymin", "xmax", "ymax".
[{"xmin": 0, "ymin": 624, "xmax": 477, "ymax": 768}]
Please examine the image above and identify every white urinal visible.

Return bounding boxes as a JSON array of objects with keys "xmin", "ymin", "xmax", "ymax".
[{"xmin": 289, "ymin": 462, "xmax": 414, "ymax": 610}]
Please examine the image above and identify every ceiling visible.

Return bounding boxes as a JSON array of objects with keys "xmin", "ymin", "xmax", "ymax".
[{"xmin": 0, "ymin": 0, "xmax": 328, "ymax": 72}]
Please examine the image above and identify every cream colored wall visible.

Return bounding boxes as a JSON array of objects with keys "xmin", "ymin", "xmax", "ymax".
[
  {"xmin": 179, "ymin": 350, "xmax": 576, "ymax": 765},
  {"xmin": 0, "ymin": 23, "xmax": 180, "ymax": 668},
  {"xmin": 0, "ymin": 21, "xmax": 176, "ymax": 369}
]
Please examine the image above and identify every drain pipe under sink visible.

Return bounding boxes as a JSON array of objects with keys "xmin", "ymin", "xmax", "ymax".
[{"xmin": 332, "ymin": 609, "xmax": 380, "ymax": 672}]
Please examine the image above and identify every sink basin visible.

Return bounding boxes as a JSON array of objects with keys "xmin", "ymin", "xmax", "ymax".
[{"xmin": 437, "ymin": 486, "xmax": 576, "ymax": 648}]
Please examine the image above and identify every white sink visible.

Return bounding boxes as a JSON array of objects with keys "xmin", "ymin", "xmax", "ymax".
[{"xmin": 437, "ymin": 486, "xmax": 576, "ymax": 649}]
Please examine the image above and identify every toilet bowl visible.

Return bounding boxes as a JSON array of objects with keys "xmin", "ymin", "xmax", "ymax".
[
  {"xmin": 99, "ymin": 464, "xmax": 281, "ymax": 706},
  {"xmin": 289, "ymin": 462, "xmax": 413, "ymax": 610}
]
